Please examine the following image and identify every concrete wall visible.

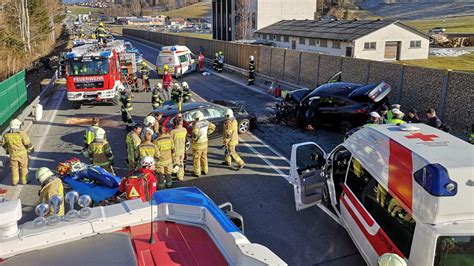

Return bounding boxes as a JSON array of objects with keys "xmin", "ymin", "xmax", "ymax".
[
  {"xmin": 256, "ymin": 0, "xmax": 316, "ymax": 30},
  {"xmin": 123, "ymin": 29, "xmax": 473, "ymax": 137},
  {"xmin": 354, "ymin": 23, "xmax": 430, "ymax": 61}
]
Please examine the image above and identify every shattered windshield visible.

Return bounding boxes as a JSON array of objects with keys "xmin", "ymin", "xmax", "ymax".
[{"xmin": 67, "ymin": 59, "xmax": 109, "ymax": 76}]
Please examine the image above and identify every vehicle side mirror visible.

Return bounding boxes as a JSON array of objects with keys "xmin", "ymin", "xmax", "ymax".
[{"xmin": 219, "ymin": 202, "xmax": 244, "ymax": 234}]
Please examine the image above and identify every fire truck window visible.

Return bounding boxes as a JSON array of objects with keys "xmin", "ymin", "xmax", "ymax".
[
  {"xmin": 346, "ymin": 158, "xmax": 416, "ymax": 258},
  {"xmin": 434, "ymin": 236, "xmax": 474, "ymax": 266},
  {"xmin": 68, "ymin": 59, "xmax": 109, "ymax": 76}
]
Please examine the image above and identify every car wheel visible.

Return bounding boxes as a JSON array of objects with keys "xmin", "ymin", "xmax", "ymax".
[
  {"xmin": 238, "ymin": 119, "xmax": 250, "ymax": 134},
  {"xmin": 338, "ymin": 120, "xmax": 353, "ymax": 134},
  {"xmin": 322, "ymin": 182, "xmax": 331, "ymax": 208}
]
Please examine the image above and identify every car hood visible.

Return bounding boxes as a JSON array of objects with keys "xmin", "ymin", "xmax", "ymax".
[{"xmin": 288, "ymin": 88, "xmax": 310, "ymax": 102}]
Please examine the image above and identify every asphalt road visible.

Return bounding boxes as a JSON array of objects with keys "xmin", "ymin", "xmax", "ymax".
[{"xmin": 0, "ymin": 35, "xmax": 364, "ymax": 265}]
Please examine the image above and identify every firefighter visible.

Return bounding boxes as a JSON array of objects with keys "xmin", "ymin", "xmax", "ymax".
[
  {"xmin": 120, "ymin": 87, "xmax": 134, "ymax": 131},
  {"xmin": 213, "ymin": 53, "xmax": 219, "ymax": 71},
  {"xmin": 162, "ymin": 65, "xmax": 172, "ymax": 100},
  {"xmin": 170, "ymin": 83, "xmax": 184, "ymax": 112},
  {"xmin": 118, "ymin": 156, "xmax": 157, "ymax": 202},
  {"xmin": 87, "ymin": 128, "xmax": 115, "ymax": 174},
  {"xmin": 181, "ymin": 81, "xmax": 192, "ymax": 103},
  {"xmin": 152, "ymin": 112, "xmax": 163, "ymax": 134},
  {"xmin": 36, "ymin": 167, "xmax": 64, "ymax": 216},
  {"xmin": 136, "ymin": 129, "xmax": 160, "ymax": 163},
  {"xmin": 1, "ymin": 119, "xmax": 34, "ymax": 185},
  {"xmin": 79, "ymin": 28, "xmax": 85, "ymax": 39},
  {"xmin": 248, "ymin": 55, "xmax": 256, "ymax": 86},
  {"xmin": 126, "ymin": 124, "xmax": 142, "ymax": 170},
  {"xmin": 191, "ymin": 111, "xmax": 216, "ymax": 177},
  {"xmin": 222, "ymin": 109, "xmax": 245, "ymax": 169},
  {"xmin": 83, "ymin": 117, "xmax": 101, "ymax": 153},
  {"xmin": 387, "ymin": 109, "xmax": 406, "ymax": 125},
  {"xmin": 171, "ymin": 116, "xmax": 187, "ymax": 181},
  {"xmin": 140, "ymin": 63, "xmax": 151, "ymax": 92},
  {"xmin": 154, "ymin": 126, "xmax": 174, "ymax": 189},
  {"xmin": 217, "ymin": 51, "xmax": 224, "ymax": 73},
  {"xmin": 95, "ymin": 22, "xmax": 108, "ymax": 44},
  {"xmin": 386, "ymin": 104, "xmax": 403, "ymax": 121},
  {"xmin": 378, "ymin": 253, "xmax": 407, "ymax": 266},
  {"xmin": 141, "ymin": 116, "xmax": 157, "ymax": 141},
  {"xmin": 365, "ymin": 112, "xmax": 381, "ymax": 127},
  {"xmin": 152, "ymin": 83, "xmax": 165, "ymax": 110}
]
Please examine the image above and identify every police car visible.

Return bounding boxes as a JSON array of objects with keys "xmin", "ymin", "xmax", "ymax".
[{"xmin": 288, "ymin": 123, "xmax": 474, "ymax": 265}]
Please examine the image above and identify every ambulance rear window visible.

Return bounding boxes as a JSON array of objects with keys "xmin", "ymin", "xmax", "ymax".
[
  {"xmin": 158, "ymin": 55, "xmax": 173, "ymax": 65},
  {"xmin": 434, "ymin": 236, "xmax": 474, "ymax": 266}
]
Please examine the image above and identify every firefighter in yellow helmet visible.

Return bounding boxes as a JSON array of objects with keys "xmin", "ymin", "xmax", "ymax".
[
  {"xmin": 83, "ymin": 117, "xmax": 102, "ymax": 156},
  {"xmin": 36, "ymin": 167, "xmax": 64, "ymax": 216},
  {"xmin": 136, "ymin": 129, "xmax": 160, "ymax": 163},
  {"xmin": 126, "ymin": 123, "xmax": 142, "ymax": 170},
  {"xmin": 222, "ymin": 109, "xmax": 245, "ymax": 169},
  {"xmin": 87, "ymin": 128, "xmax": 115, "ymax": 174},
  {"xmin": 154, "ymin": 126, "xmax": 174, "ymax": 189},
  {"xmin": 378, "ymin": 253, "xmax": 406, "ymax": 266},
  {"xmin": 191, "ymin": 111, "xmax": 216, "ymax": 177},
  {"xmin": 1, "ymin": 119, "xmax": 34, "ymax": 185},
  {"xmin": 95, "ymin": 22, "xmax": 108, "ymax": 44},
  {"xmin": 170, "ymin": 116, "xmax": 187, "ymax": 180}
]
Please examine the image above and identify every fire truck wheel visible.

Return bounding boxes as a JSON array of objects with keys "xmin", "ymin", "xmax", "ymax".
[{"xmin": 70, "ymin": 101, "xmax": 81, "ymax": 109}]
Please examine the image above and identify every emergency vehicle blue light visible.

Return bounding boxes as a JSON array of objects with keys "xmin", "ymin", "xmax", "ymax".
[
  {"xmin": 414, "ymin": 163, "xmax": 457, "ymax": 197},
  {"xmin": 153, "ymin": 187, "xmax": 240, "ymax": 233},
  {"xmin": 66, "ymin": 53, "xmax": 76, "ymax": 59},
  {"xmin": 170, "ymin": 46, "xmax": 177, "ymax": 51},
  {"xmin": 100, "ymin": 51, "xmax": 111, "ymax": 58}
]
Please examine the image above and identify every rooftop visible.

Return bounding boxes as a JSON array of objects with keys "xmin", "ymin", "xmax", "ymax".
[{"xmin": 256, "ymin": 19, "xmax": 429, "ymax": 42}]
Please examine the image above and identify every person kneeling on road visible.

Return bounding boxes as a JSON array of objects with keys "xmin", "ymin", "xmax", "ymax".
[
  {"xmin": 155, "ymin": 126, "xmax": 174, "ymax": 189},
  {"xmin": 118, "ymin": 156, "xmax": 157, "ymax": 202},
  {"xmin": 191, "ymin": 111, "xmax": 216, "ymax": 177},
  {"xmin": 87, "ymin": 128, "xmax": 115, "ymax": 174},
  {"xmin": 222, "ymin": 109, "xmax": 245, "ymax": 169},
  {"xmin": 36, "ymin": 167, "xmax": 64, "ymax": 216}
]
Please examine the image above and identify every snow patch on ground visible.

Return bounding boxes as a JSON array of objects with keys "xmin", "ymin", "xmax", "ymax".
[{"xmin": 429, "ymin": 48, "xmax": 471, "ymax": 57}]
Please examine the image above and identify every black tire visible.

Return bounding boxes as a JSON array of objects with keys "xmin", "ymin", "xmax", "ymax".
[
  {"xmin": 322, "ymin": 182, "xmax": 331, "ymax": 208},
  {"xmin": 238, "ymin": 119, "xmax": 251, "ymax": 134},
  {"xmin": 338, "ymin": 120, "xmax": 353, "ymax": 134},
  {"xmin": 70, "ymin": 101, "xmax": 81, "ymax": 109}
]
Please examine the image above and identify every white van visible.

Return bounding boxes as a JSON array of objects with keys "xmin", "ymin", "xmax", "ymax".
[
  {"xmin": 288, "ymin": 124, "xmax": 474, "ymax": 265},
  {"xmin": 155, "ymin": 45, "xmax": 197, "ymax": 78}
]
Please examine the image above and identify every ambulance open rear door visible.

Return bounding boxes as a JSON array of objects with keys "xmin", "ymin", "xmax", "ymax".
[{"xmin": 289, "ymin": 142, "xmax": 327, "ymax": 211}]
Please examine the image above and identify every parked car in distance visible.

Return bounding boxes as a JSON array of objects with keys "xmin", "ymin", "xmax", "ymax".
[
  {"xmin": 151, "ymin": 101, "xmax": 256, "ymax": 149},
  {"xmin": 287, "ymin": 81, "xmax": 391, "ymax": 133}
]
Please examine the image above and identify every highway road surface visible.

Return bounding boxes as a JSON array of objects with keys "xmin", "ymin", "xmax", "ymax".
[{"xmin": 0, "ymin": 35, "xmax": 365, "ymax": 265}]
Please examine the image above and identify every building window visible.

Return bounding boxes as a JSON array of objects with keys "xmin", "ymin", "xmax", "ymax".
[
  {"xmin": 346, "ymin": 158, "xmax": 416, "ymax": 258},
  {"xmin": 272, "ymin": 35, "xmax": 276, "ymax": 40},
  {"xmin": 332, "ymin": 40, "xmax": 341, "ymax": 49},
  {"xmin": 410, "ymin": 40, "xmax": 421, "ymax": 48},
  {"xmin": 276, "ymin": 35, "xmax": 281, "ymax": 42},
  {"xmin": 262, "ymin": 34, "xmax": 267, "ymax": 40},
  {"xmin": 299, "ymin": 37, "xmax": 305, "ymax": 45},
  {"xmin": 364, "ymin": 42, "xmax": 376, "ymax": 50},
  {"xmin": 309, "ymin": 39, "xmax": 316, "ymax": 46},
  {"xmin": 258, "ymin": 34, "xmax": 261, "ymax": 38},
  {"xmin": 283, "ymin": 36, "xmax": 289, "ymax": 42},
  {"xmin": 320, "ymin": 39, "xmax": 327, "ymax": 47}
]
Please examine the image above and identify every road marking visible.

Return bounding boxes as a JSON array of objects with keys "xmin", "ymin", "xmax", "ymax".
[
  {"xmin": 239, "ymin": 137, "xmax": 288, "ymax": 178},
  {"xmin": 29, "ymin": 90, "xmax": 66, "ymax": 170}
]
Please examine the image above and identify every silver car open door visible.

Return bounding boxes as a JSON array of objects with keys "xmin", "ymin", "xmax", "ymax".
[{"xmin": 290, "ymin": 142, "xmax": 327, "ymax": 211}]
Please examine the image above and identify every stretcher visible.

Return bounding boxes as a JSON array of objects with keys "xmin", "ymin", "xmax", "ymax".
[{"xmin": 63, "ymin": 176, "xmax": 119, "ymax": 204}]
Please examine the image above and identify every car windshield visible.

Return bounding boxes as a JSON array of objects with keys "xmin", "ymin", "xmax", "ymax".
[
  {"xmin": 67, "ymin": 59, "xmax": 109, "ymax": 76},
  {"xmin": 158, "ymin": 55, "xmax": 174, "ymax": 65},
  {"xmin": 434, "ymin": 235, "xmax": 474, "ymax": 266},
  {"xmin": 125, "ymin": 43, "xmax": 133, "ymax": 50}
]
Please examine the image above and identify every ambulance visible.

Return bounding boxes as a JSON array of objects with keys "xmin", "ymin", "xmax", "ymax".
[
  {"xmin": 288, "ymin": 123, "xmax": 474, "ymax": 265},
  {"xmin": 155, "ymin": 45, "xmax": 197, "ymax": 78}
]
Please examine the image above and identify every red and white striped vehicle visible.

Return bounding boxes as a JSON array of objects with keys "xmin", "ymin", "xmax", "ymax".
[{"xmin": 289, "ymin": 123, "xmax": 474, "ymax": 265}]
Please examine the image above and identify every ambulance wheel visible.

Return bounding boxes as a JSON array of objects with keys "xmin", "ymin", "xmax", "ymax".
[
  {"xmin": 70, "ymin": 101, "xmax": 81, "ymax": 109},
  {"xmin": 338, "ymin": 120, "xmax": 353, "ymax": 134},
  {"xmin": 322, "ymin": 182, "xmax": 330, "ymax": 207},
  {"xmin": 238, "ymin": 119, "xmax": 250, "ymax": 134}
]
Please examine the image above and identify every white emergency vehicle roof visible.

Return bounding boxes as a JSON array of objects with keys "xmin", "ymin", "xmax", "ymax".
[
  {"xmin": 345, "ymin": 124, "xmax": 474, "ymax": 225},
  {"xmin": 69, "ymin": 40, "xmax": 125, "ymax": 58},
  {"xmin": 160, "ymin": 45, "xmax": 190, "ymax": 53}
]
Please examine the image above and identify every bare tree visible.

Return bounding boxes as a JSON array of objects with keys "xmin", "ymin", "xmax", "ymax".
[{"xmin": 236, "ymin": 0, "xmax": 253, "ymax": 40}]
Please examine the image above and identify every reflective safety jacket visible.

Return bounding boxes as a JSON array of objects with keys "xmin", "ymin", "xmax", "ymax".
[
  {"xmin": 95, "ymin": 26, "xmax": 107, "ymax": 38},
  {"xmin": 136, "ymin": 141, "xmax": 160, "ymax": 162},
  {"xmin": 88, "ymin": 140, "xmax": 114, "ymax": 167},
  {"xmin": 154, "ymin": 133, "xmax": 173, "ymax": 165},
  {"xmin": 1, "ymin": 131, "xmax": 34, "ymax": 160},
  {"xmin": 119, "ymin": 168, "xmax": 157, "ymax": 202},
  {"xmin": 39, "ymin": 177, "xmax": 64, "ymax": 216},
  {"xmin": 152, "ymin": 87, "xmax": 164, "ymax": 108},
  {"xmin": 163, "ymin": 73, "xmax": 172, "ymax": 88},
  {"xmin": 223, "ymin": 118, "xmax": 239, "ymax": 146},
  {"xmin": 387, "ymin": 118, "xmax": 406, "ymax": 125},
  {"xmin": 126, "ymin": 131, "xmax": 141, "ymax": 160},
  {"xmin": 192, "ymin": 120, "xmax": 216, "ymax": 150},
  {"xmin": 140, "ymin": 66, "xmax": 150, "ymax": 79},
  {"xmin": 249, "ymin": 60, "xmax": 255, "ymax": 72},
  {"xmin": 84, "ymin": 125, "xmax": 101, "ymax": 148},
  {"xmin": 170, "ymin": 126, "xmax": 187, "ymax": 156},
  {"xmin": 120, "ymin": 89, "xmax": 133, "ymax": 112}
]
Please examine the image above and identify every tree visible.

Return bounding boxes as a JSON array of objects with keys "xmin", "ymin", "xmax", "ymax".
[{"xmin": 236, "ymin": 0, "xmax": 253, "ymax": 40}]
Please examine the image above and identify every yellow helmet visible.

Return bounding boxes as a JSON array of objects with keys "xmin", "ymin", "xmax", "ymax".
[
  {"xmin": 99, "ymin": 22, "xmax": 104, "ymax": 27},
  {"xmin": 163, "ymin": 65, "xmax": 169, "ymax": 71}
]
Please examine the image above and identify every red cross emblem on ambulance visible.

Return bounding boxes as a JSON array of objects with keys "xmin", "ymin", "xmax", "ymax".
[{"xmin": 405, "ymin": 132, "xmax": 439, "ymax": 142}]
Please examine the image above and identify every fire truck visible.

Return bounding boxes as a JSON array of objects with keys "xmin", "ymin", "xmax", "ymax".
[{"xmin": 64, "ymin": 40, "xmax": 126, "ymax": 109}]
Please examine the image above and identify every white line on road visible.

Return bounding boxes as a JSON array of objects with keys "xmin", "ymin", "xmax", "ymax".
[{"xmin": 239, "ymin": 137, "xmax": 288, "ymax": 178}]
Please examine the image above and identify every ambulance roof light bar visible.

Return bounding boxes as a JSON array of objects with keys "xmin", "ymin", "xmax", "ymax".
[{"xmin": 414, "ymin": 163, "xmax": 457, "ymax": 197}]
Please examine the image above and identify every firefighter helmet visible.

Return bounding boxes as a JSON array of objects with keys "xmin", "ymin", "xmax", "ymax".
[
  {"xmin": 10, "ymin": 119, "xmax": 22, "ymax": 130},
  {"xmin": 144, "ymin": 116, "xmax": 156, "ymax": 127},
  {"xmin": 378, "ymin": 253, "xmax": 406, "ymax": 266},
  {"xmin": 249, "ymin": 55, "xmax": 254, "ymax": 61},
  {"xmin": 95, "ymin": 128, "xmax": 106, "ymax": 139},
  {"xmin": 36, "ymin": 167, "xmax": 54, "ymax": 184},
  {"xmin": 163, "ymin": 65, "xmax": 169, "ymax": 71},
  {"xmin": 181, "ymin": 81, "xmax": 189, "ymax": 90},
  {"xmin": 140, "ymin": 156, "xmax": 155, "ymax": 167},
  {"xmin": 194, "ymin": 111, "xmax": 204, "ymax": 121},
  {"xmin": 99, "ymin": 22, "xmax": 104, "ymax": 27},
  {"xmin": 225, "ymin": 109, "xmax": 234, "ymax": 118},
  {"xmin": 156, "ymin": 83, "xmax": 163, "ymax": 90}
]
